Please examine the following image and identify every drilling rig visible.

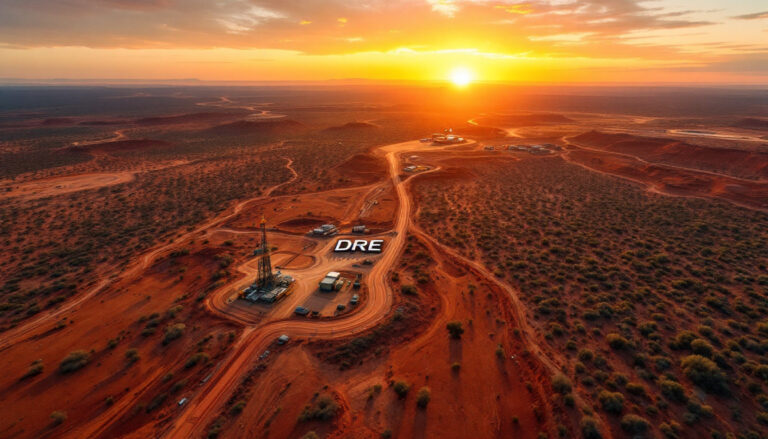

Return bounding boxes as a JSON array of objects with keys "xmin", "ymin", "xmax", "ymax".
[{"xmin": 256, "ymin": 216, "xmax": 274, "ymax": 288}]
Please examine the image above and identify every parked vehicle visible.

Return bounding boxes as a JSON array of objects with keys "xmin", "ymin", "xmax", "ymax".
[{"xmin": 294, "ymin": 306, "xmax": 309, "ymax": 316}]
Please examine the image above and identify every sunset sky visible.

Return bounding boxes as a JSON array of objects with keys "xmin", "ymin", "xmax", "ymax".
[{"xmin": 1, "ymin": 0, "xmax": 767, "ymax": 84}]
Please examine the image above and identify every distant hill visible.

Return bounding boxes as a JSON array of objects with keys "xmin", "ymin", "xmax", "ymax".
[
  {"xmin": 571, "ymin": 130, "xmax": 768, "ymax": 180},
  {"xmin": 208, "ymin": 118, "xmax": 304, "ymax": 134},
  {"xmin": 733, "ymin": 118, "xmax": 768, "ymax": 130},
  {"xmin": 323, "ymin": 121, "xmax": 377, "ymax": 131},
  {"xmin": 67, "ymin": 139, "xmax": 172, "ymax": 153},
  {"xmin": 135, "ymin": 112, "xmax": 246, "ymax": 126}
]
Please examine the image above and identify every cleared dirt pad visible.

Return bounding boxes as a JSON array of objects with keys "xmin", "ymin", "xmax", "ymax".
[{"xmin": 0, "ymin": 172, "xmax": 135, "ymax": 200}]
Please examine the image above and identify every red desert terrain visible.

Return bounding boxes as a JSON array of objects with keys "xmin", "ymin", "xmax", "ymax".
[{"xmin": 1, "ymin": 88, "xmax": 767, "ymax": 439}]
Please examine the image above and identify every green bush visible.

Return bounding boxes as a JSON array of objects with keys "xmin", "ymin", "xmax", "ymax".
[
  {"xmin": 659, "ymin": 379, "xmax": 687, "ymax": 402},
  {"xmin": 59, "ymin": 350, "xmax": 90, "ymax": 373},
  {"xmin": 620, "ymin": 414, "xmax": 650, "ymax": 434},
  {"xmin": 185, "ymin": 352, "xmax": 210, "ymax": 368},
  {"xmin": 230, "ymin": 400, "xmax": 246, "ymax": 415},
  {"xmin": 146, "ymin": 392, "xmax": 167, "ymax": 412},
  {"xmin": 580, "ymin": 415, "xmax": 602, "ymax": 439},
  {"xmin": 606, "ymin": 333, "xmax": 630, "ymax": 350},
  {"xmin": 598, "ymin": 390, "xmax": 624, "ymax": 414},
  {"xmin": 163, "ymin": 323, "xmax": 186, "ymax": 345},
  {"xmin": 22, "ymin": 359, "xmax": 43, "ymax": 379},
  {"xmin": 552, "ymin": 373, "xmax": 572, "ymax": 394},
  {"xmin": 50, "ymin": 410, "xmax": 67, "ymax": 426},
  {"xmin": 625, "ymin": 382, "xmax": 646, "ymax": 396},
  {"xmin": 125, "ymin": 348, "xmax": 140, "ymax": 364},
  {"xmin": 446, "ymin": 321, "xmax": 464, "ymax": 339},
  {"xmin": 578, "ymin": 348, "xmax": 594, "ymax": 362},
  {"xmin": 393, "ymin": 381, "xmax": 410, "ymax": 398},
  {"xmin": 299, "ymin": 395, "xmax": 338, "ymax": 422},
  {"xmin": 690, "ymin": 339, "xmax": 714, "ymax": 357},
  {"xmin": 681, "ymin": 355, "xmax": 727, "ymax": 393},
  {"xmin": 416, "ymin": 387, "xmax": 431, "ymax": 408}
]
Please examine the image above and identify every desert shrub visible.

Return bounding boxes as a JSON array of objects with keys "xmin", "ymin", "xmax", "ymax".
[
  {"xmin": 653, "ymin": 355, "xmax": 672, "ymax": 371},
  {"xmin": 299, "ymin": 395, "xmax": 338, "ymax": 421},
  {"xmin": 125, "ymin": 348, "xmax": 140, "ymax": 364},
  {"xmin": 166, "ymin": 305, "xmax": 183, "ymax": 318},
  {"xmin": 446, "ymin": 321, "xmax": 464, "ymax": 339},
  {"xmin": 606, "ymin": 333, "xmax": 630, "ymax": 350},
  {"xmin": 393, "ymin": 381, "xmax": 410, "ymax": 398},
  {"xmin": 659, "ymin": 421, "xmax": 680, "ymax": 438},
  {"xmin": 185, "ymin": 352, "xmax": 210, "ymax": 368},
  {"xmin": 754, "ymin": 364, "xmax": 768, "ymax": 381},
  {"xmin": 59, "ymin": 350, "xmax": 90, "ymax": 373},
  {"xmin": 451, "ymin": 362, "xmax": 461, "ymax": 372},
  {"xmin": 301, "ymin": 432, "xmax": 319, "ymax": 439},
  {"xmin": 681, "ymin": 355, "xmax": 727, "ymax": 393},
  {"xmin": 146, "ymin": 392, "xmax": 167, "ymax": 412},
  {"xmin": 163, "ymin": 323, "xmax": 186, "ymax": 345},
  {"xmin": 659, "ymin": 379, "xmax": 687, "ymax": 402},
  {"xmin": 598, "ymin": 390, "xmax": 624, "ymax": 414},
  {"xmin": 552, "ymin": 373, "xmax": 573, "ymax": 394},
  {"xmin": 625, "ymin": 382, "xmax": 646, "ymax": 396},
  {"xmin": 580, "ymin": 415, "xmax": 602, "ymax": 439},
  {"xmin": 401, "ymin": 285, "xmax": 418, "ymax": 296},
  {"xmin": 578, "ymin": 348, "xmax": 594, "ymax": 362},
  {"xmin": 416, "ymin": 387, "xmax": 431, "ymax": 408},
  {"xmin": 171, "ymin": 379, "xmax": 188, "ymax": 393},
  {"xmin": 50, "ymin": 410, "xmax": 67, "ymax": 425},
  {"xmin": 620, "ymin": 414, "xmax": 650, "ymax": 434},
  {"xmin": 230, "ymin": 400, "xmax": 246, "ymax": 415},
  {"xmin": 22, "ymin": 359, "xmax": 43, "ymax": 379},
  {"xmin": 690, "ymin": 339, "xmax": 714, "ymax": 357},
  {"xmin": 670, "ymin": 330, "xmax": 697, "ymax": 350}
]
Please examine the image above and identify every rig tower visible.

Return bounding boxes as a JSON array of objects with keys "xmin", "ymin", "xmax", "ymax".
[{"xmin": 256, "ymin": 216, "xmax": 274, "ymax": 288}]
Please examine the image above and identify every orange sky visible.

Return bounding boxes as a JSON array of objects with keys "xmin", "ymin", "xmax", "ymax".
[{"xmin": 1, "ymin": 0, "xmax": 767, "ymax": 84}]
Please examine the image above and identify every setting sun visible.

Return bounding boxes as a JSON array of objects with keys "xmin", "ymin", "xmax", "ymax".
[{"xmin": 449, "ymin": 67, "xmax": 474, "ymax": 87}]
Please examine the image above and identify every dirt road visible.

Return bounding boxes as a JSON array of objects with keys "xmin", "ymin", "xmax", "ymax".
[{"xmin": 162, "ymin": 140, "xmax": 422, "ymax": 437}]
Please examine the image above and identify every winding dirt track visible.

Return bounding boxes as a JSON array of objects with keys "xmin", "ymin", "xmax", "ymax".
[
  {"xmin": 162, "ymin": 140, "xmax": 420, "ymax": 437},
  {"xmin": 0, "ymin": 157, "xmax": 297, "ymax": 353}
]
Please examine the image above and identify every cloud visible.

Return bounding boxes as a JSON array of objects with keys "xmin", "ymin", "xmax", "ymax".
[
  {"xmin": 427, "ymin": 0, "xmax": 460, "ymax": 17},
  {"xmin": 733, "ymin": 11, "xmax": 768, "ymax": 20},
  {"xmin": 0, "ymin": 0, "xmax": 751, "ymax": 70}
]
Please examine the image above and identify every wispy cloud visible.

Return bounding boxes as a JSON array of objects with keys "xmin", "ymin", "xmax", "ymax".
[{"xmin": 733, "ymin": 11, "xmax": 768, "ymax": 20}]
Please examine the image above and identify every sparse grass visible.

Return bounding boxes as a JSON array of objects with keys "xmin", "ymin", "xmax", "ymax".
[
  {"xmin": 22, "ymin": 359, "xmax": 43, "ymax": 379},
  {"xmin": 185, "ymin": 352, "xmax": 210, "ymax": 368},
  {"xmin": 298, "ymin": 394, "xmax": 338, "ymax": 422},
  {"xmin": 59, "ymin": 350, "xmax": 90, "ymax": 373},
  {"xmin": 124, "ymin": 348, "xmax": 140, "ymax": 364},
  {"xmin": 416, "ymin": 156, "xmax": 768, "ymax": 435}
]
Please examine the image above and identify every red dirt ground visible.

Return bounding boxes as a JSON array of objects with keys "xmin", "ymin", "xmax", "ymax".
[
  {"xmin": 570, "ymin": 130, "xmax": 768, "ymax": 180},
  {"xmin": 566, "ymin": 148, "xmax": 768, "ymax": 210}
]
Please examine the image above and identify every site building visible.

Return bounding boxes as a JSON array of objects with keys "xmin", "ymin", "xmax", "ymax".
[
  {"xmin": 312, "ymin": 224, "xmax": 338, "ymax": 236},
  {"xmin": 319, "ymin": 271, "xmax": 343, "ymax": 292}
]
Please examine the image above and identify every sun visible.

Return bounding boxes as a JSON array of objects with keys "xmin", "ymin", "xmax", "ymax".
[{"xmin": 449, "ymin": 67, "xmax": 474, "ymax": 87}]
